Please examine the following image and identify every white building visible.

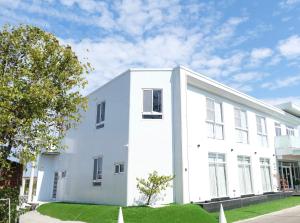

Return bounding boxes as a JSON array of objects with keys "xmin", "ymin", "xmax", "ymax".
[{"xmin": 35, "ymin": 66, "xmax": 300, "ymax": 206}]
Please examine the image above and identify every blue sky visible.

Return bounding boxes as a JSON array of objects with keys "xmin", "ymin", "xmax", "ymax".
[{"xmin": 1, "ymin": 0, "xmax": 300, "ymax": 105}]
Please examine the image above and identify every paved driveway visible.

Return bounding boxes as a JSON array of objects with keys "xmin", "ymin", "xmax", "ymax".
[
  {"xmin": 235, "ymin": 205, "xmax": 300, "ymax": 223},
  {"xmin": 20, "ymin": 211, "xmax": 85, "ymax": 223}
]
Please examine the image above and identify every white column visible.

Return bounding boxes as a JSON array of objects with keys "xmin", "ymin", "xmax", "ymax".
[
  {"xmin": 20, "ymin": 177, "xmax": 26, "ymax": 196},
  {"xmin": 27, "ymin": 161, "xmax": 36, "ymax": 203}
]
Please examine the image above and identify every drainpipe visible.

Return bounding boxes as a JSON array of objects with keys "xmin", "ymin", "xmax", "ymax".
[{"xmin": 27, "ymin": 161, "xmax": 36, "ymax": 203}]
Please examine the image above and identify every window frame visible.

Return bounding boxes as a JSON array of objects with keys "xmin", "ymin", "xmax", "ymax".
[
  {"xmin": 142, "ymin": 88, "xmax": 163, "ymax": 119},
  {"xmin": 114, "ymin": 163, "xmax": 125, "ymax": 174},
  {"xmin": 208, "ymin": 152, "xmax": 228, "ymax": 198},
  {"xmin": 275, "ymin": 122, "xmax": 282, "ymax": 136},
  {"xmin": 256, "ymin": 115, "xmax": 268, "ymax": 147},
  {"xmin": 234, "ymin": 108, "xmax": 249, "ymax": 144},
  {"xmin": 96, "ymin": 101, "xmax": 106, "ymax": 128},
  {"xmin": 286, "ymin": 126, "xmax": 295, "ymax": 136},
  {"xmin": 92, "ymin": 156, "xmax": 103, "ymax": 185},
  {"xmin": 206, "ymin": 97, "xmax": 224, "ymax": 140},
  {"xmin": 237, "ymin": 155, "xmax": 253, "ymax": 195}
]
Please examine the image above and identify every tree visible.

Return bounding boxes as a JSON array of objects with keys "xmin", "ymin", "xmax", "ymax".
[
  {"xmin": 0, "ymin": 25, "xmax": 91, "ymax": 167},
  {"xmin": 136, "ymin": 171, "xmax": 174, "ymax": 205}
]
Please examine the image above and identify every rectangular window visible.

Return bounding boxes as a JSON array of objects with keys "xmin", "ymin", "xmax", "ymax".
[
  {"xmin": 275, "ymin": 123, "xmax": 282, "ymax": 136},
  {"xmin": 260, "ymin": 158, "xmax": 272, "ymax": 192},
  {"xmin": 96, "ymin": 101, "xmax": 105, "ymax": 129},
  {"xmin": 286, "ymin": 126, "xmax": 295, "ymax": 136},
  {"xmin": 238, "ymin": 156, "xmax": 253, "ymax": 195},
  {"xmin": 142, "ymin": 89, "xmax": 162, "ymax": 119},
  {"xmin": 235, "ymin": 108, "xmax": 248, "ymax": 144},
  {"xmin": 256, "ymin": 116, "xmax": 268, "ymax": 147},
  {"xmin": 206, "ymin": 98, "xmax": 224, "ymax": 140},
  {"xmin": 114, "ymin": 163, "xmax": 125, "ymax": 174},
  {"xmin": 208, "ymin": 153, "xmax": 228, "ymax": 198},
  {"xmin": 93, "ymin": 157, "xmax": 103, "ymax": 186}
]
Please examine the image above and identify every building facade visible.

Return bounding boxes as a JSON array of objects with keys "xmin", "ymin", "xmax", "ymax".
[{"xmin": 35, "ymin": 66, "xmax": 300, "ymax": 206}]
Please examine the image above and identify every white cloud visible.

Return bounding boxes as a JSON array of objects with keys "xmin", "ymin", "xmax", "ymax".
[
  {"xmin": 278, "ymin": 35, "xmax": 300, "ymax": 58},
  {"xmin": 62, "ymin": 32, "xmax": 201, "ymax": 94},
  {"xmin": 261, "ymin": 74, "xmax": 300, "ymax": 90},
  {"xmin": 233, "ymin": 72, "xmax": 269, "ymax": 82},
  {"xmin": 279, "ymin": 0, "xmax": 300, "ymax": 8},
  {"xmin": 251, "ymin": 48, "xmax": 273, "ymax": 60}
]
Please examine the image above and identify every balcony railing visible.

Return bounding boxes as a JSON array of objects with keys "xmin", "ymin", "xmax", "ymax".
[{"xmin": 275, "ymin": 136, "xmax": 300, "ymax": 156}]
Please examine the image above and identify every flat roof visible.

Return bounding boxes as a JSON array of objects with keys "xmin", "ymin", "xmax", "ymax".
[{"xmin": 277, "ymin": 102, "xmax": 300, "ymax": 118}]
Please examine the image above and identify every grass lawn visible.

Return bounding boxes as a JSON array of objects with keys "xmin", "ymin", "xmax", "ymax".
[
  {"xmin": 37, "ymin": 197, "xmax": 300, "ymax": 223},
  {"xmin": 37, "ymin": 203, "xmax": 217, "ymax": 223},
  {"xmin": 213, "ymin": 196, "xmax": 300, "ymax": 223}
]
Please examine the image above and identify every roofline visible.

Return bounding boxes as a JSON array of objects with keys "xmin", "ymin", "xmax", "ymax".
[
  {"xmin": 86, "ymin": 68, "xmax": 173, "ymax": 98},
  {"xmin": 179, "ymin": 65, "xmax": 300, "ymax": 125},
  {"xmin": 84, "ymin": 65, "xmax": 300, "ymax": 125}
]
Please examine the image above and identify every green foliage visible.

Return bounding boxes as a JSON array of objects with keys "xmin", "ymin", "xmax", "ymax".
[
  {"xmin": 38, "ymin": 202, "xmax": 217, "ymax": 223},
  {"xmin": 0, "ymin": 187, "xmax": 26, "ymax": 223},
  {"xmin": 0, "ymin": 24, "xmax": 91, "ymax": 165},
  {"xmin": 136, "ymin": 171, "xmax": 174, "ymax": 205}
]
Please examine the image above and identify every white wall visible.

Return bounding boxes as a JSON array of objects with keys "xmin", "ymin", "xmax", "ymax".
[
  {"xmin": 126, "ymin": 69, "xmax": 175, "ymax": 205},
  {"xmin": 185, "ymin": 83, "xmax": 282, "ymax": 202},
  {"xmin": 37, "ymin": 71, "xmax": 131, "ymax": 205}
]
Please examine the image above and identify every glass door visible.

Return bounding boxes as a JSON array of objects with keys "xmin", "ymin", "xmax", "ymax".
[
  {"xmin": 209, "ymin": 153, "xmax": 228, "ymax": 198},
  {"xmin": 282, "ymin": 166, "xmax": 293, "ymax": 189},
  {"xmin": 260, "ymin": 158, "xmax": 272, "ymax": 192}
]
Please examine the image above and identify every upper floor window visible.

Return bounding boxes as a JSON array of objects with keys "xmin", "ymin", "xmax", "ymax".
[
  {"xmin": 275, "ymin": 123, "xmax": 282, "ymax": 136},
  {"xmin": 142, "ymin": 89, "xmax": 162, "ymax": 119},
  {"xmin": 286, "ymin": 126, "xmax": 295, "ymax": 136},
  {"xmin": 96, "ymin": 101, "xmax": 105, "ymax": 129},
  {"xmin": 234, "ymin": 108, "xmax": 248, "ymax": 144},
  {"xmin": 206, "ymin": 98, "xmax": 224, "ymax": 140},
  {"xmin": 114, "ymin": 163, "xmax": 125, "ymax": 174},
  {"xmin": 256, "ymin": 116, "xmax": 268, "ymax": 147},
  {"xmin": 93, "ymin": 156, "xmax": 103, "ymax": 186}
]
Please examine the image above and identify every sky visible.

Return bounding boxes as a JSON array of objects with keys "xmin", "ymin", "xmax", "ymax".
[{"xmin": 1, "ymin": 0, "xmax": 300, "ymax": 105}]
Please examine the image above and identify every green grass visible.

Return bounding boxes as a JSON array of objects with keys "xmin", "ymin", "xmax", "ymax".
[
  {"xmin": 213, "ymin": 196, "xmax": 300, "ymax": 223},
  {"xmin": 37, "ymin": 203, "xmax": 217, "ymax": 223},
  {"xmin": 37, "ymin": 197, "xmax": 300, "ymax": 223}
]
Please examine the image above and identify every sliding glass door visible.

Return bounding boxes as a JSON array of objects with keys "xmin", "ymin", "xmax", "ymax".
[
  {"xmin": 209, "ymin": 153, "xmax": 228, "ymax": 198},
  {"xmin": 260, "ymin": 158, "xmax": 272, "ymax": 192},
  {"xmin": 238, "ymin": 156, "xmax": 253, "ymax": 195}
]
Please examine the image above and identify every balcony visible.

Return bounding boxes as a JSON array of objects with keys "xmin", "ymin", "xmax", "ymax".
[{"xmin": 275, "ymin": 136, "xmax": 300, "ymax": 156}]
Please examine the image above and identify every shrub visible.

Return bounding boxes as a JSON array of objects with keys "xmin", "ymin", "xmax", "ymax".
[
  {"xmin": 137, "ymin": 171, "xmax": 174, "ymax": 205},
  {"xmin": 0, "ymin": 187, "xmax": 22, "ymax": 223}
]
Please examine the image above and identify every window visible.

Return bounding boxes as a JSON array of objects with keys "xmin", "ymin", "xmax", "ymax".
[
  {"xmin": 275, "ymin": 123, "xmax": 282, "ymax": 136},
  {"xmin": 61, "ymin": 170, "xmax": 67, "ymax": 178},
  {"xmin": 238, "ymin": 156, "xmax": 253, "ymax": 195},
  {"xmin": 286, "ymin": 126, "xmax": 295, "ymax": 136},
  {"xmin": 235, "ymin": 108, "xmax": 248, "ymax": 144},
  {"xmin": 256, "ymin": 116, "xmax": 268, "ymax": 147},
  {"xmin": 208, "ymin": 153, "xmax": 228, "ymax": 198},
  {"xmin": 114, "ymin": 163, "xmax": 125, "ymax": 174},
  {"xmin": 260, "ymin": 158, "xmax": 272, "ymax": 192},
  {"xmin": 142, "ymin": 89, "xmax": 162, "ymax": 119},
  {"xmin": 93, "ymin": 157, "xmax": 103, "ymax": 186},
  {"xmin": 96, "ymin": 101, "xmax": 105, "ymax": 129},
  {"xmin": 206, "ymin": 98, "xmax": 224, "ymax": 140}
]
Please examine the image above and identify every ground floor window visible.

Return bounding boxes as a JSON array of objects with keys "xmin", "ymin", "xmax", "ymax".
[
  {"xmin": 238, "ymin": 156, "xmax": 253, "ymax": 195},
  {"xmin": 260, "ymin": 158, "xmax": 272, "ymax": 192},
  {"xmin": 208, "ymin": 153, "xmax": 228, "ymax": 198}
]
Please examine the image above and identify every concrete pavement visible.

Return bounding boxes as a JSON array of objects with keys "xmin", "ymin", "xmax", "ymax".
[
  {"xmin": 235, "ymin": 205, "xmax": 300, "ymax": 223},
  {"xmin": 20, "ymin": 211, "xmax": 85, "ymax": 223}
]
